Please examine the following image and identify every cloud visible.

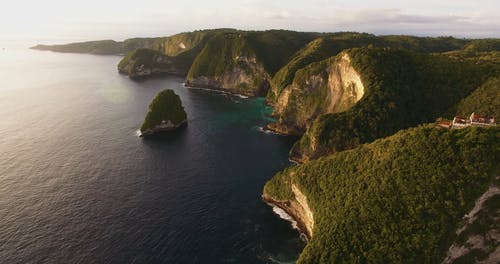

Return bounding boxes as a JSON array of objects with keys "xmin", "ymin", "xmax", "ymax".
[
  {"xmin": 262, "ymin": 11, "xmax": 292, "ymax": 20},
  {"xmin": 328, "ymin": 8, "xmax": 469, "ymax": 25},
  {"xmin": 294, "ymin": 7, "xmax": 500, "ymax": 37}
]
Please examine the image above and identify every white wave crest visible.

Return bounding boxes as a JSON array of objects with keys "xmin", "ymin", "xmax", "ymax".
[
  {"xmin": 270, "ymin": 204, "xmax": 299, "ymax": 230},
  {"xmin": 256, "ymin": 126, "xmax": 279, "ymax": 135},
  {"xmin": 184, "ymin": 86, "xmax": 250, "ymax": 99}
]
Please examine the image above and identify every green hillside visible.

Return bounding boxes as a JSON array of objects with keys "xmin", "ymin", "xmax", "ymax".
[
  {"xmin": 187, "ymin": 30, "xmax": 318, "ymax": 79},
  {"xmin": 268, "ymin": 34, "xmax": 468, "ymax": 103},
  {"xmin": 118, "ymin": 47, "xmax": 199, "ymax": 78},
  {"xmin": 290, "ymin": 47, "xmax": 495, "ymax": 161},
  {"xmin": 264, "ymin": 125, "xmax": 500, "ymax": 263},
  {"xmin": 453, "ymin": 77, "xmax": 500, "ymax": 117},
  {"xmin": 187, "ymin": 32, "xmax": 251, "ymax": 79}
]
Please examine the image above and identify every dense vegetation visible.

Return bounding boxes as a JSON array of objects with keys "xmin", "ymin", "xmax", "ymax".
[
  {"xmin": 150, "ymin": 29, "xmax": 238, "ymax": 57},
  {"xmin": 187, "ymin": 32, "xmax": 251, "ymax": 79},
  {"xmin": 187, "ymin": 30, "xmax": 318, "ymax": 79},
  {"xmin": 118, "ymin": 48, "xmax": 196, "ymax": 78},
  {"xmin": 453, "ymin": 77, "xmax": 500, "ymax": 117},
  {"xmin": 140, "ymin": 89, "xmax": 187, "ymax": 132},
  {"xmin": 118, "ymin": 48, "xmax": 166, "ymax": 72},
  {"xmin": 290, "ymin": 47, "xmax": 495, "ymax": 161},
  {"xmin": 265, "ymin": 126, "xmax": 500, "ymax": 263},
  {"xmin": 462, "ymin": 39, "xmax": 500, "ymax": 52},
  {"xmin": 242, "ymin": 30, "xmax": 320, "ymax": 75}
]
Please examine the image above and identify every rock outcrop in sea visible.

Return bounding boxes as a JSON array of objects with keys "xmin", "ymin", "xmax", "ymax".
[{"xmin": 140, "ymin": 89, "xmax": 187, "ymax": 136}]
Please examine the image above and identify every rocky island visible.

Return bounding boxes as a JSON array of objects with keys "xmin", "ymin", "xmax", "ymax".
[{"xmin": 140, "ymin": 89, "xmax": 187, "ymax": 137}]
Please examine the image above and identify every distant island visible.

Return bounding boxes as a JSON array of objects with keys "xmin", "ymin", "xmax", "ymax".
[
  {"xmin": 32, "ymin": 29, "xmax": 500, "ymax": 263},
  {"xmin": 140, "ymin": 89, "xmax": 187, "ymax": 137}
]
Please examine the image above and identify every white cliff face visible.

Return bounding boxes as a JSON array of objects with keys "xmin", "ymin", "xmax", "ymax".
[
  {"xmin": 292, "ymin": 184, "xmax": 314, "ymax": 237},
  {"xmin": 274, "ymin": 88, "xmax": 292, "ymax": 116},
  {"xmin": 326, "ymin": 54, "xmax": 364, "ymax": 113},
  {"xmin": 262, "ymin": 182, "xmax": 315, "ymax": 239},
  {"xmin": 269, "ymin": 52, "xmax": 365, "ymax": 135}
]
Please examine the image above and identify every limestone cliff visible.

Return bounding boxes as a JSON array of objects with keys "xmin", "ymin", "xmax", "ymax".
[
  {"xmin": 186, "ymin": 54, "xmax": 271, "ymax": 96},
  {"xmin": 289, "ymin": 48, "xmax": 493, "ymax": 162},
  {"xmin": 266, "ymin": 52, "xmax": 364, "ymax": 135},
  {"xmin": 263, "ymin": 182, "xmax": 314, "ymax": 239},
  {"xmin": 185, "ymin": 31, "xmax": 317, "ymax": 96},
  {"xmin": 185, "ymin": 33, "xmax": 272, "ymax": 96}
]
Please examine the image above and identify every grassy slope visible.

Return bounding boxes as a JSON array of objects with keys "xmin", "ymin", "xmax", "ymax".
[
  {"xmin": 140, "ymin": 89, "xmax": 187, "ymax": 132},
  {"xmin": 265, "ymin": 126, "xmax": 500, "ymax": 263},
  {"xmin": 291, "ymin": 47, "xmax": 495, "ymax": 161}
]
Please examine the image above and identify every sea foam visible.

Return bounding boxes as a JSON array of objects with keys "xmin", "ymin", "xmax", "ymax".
[{"xmin": 269, "ymin": 203, "xmax": 299, "ymax": 230}]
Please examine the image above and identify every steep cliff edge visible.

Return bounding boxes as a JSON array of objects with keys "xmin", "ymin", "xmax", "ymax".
[
  {"xmin": 185, "ymin": 37, "xmax": 272, "ymax": 96},
  {"xmin": 442, "ymin": 176, "xmax": 500, "ymax": 264},
  {"xmin": 266, "ymin": 53, "xmax": 364, "ymax": 135},
  {"xmin": 263, "ymin": 182, "xmax": 315, "ymax": 238},
  {"xmin": 264, "ymin": 126, "xmax": 500, "ymax": 263},
  {"xmin": 290, "ymin": 48, "xmax": 495, "ymax": 162},
  {"xmin": 118, "ymin": 30, "xmax": 232, "ymax": 79},
  {"xmin": 267, "ymin": 33, "xmax": 468, "ymax": 104},
  {"xmin": 186, "ymin": 31, "xmax": 318, "ymax": 96},
  {"xmin": 118, "ymin": 48, "xmax": 194, "ymax": 79}
]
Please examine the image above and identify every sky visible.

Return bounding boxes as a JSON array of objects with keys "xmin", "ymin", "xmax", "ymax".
[{"xmin": 1, "ymin": 0, "xmax": 499, "ymax": 44}]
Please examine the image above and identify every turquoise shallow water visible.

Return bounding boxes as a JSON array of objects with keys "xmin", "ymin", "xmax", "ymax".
[{"xmin": 0, "ymin": 48, "xmax": 304, "ymax": 263}]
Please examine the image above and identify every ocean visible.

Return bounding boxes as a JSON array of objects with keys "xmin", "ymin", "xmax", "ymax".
[{"xmin": 0, "ymin": 47, "xmax": 304, "ymax": 263}]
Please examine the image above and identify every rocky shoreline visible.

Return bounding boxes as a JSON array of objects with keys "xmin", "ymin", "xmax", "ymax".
[
  {"xmin": 262, "ymin": 122, "xmax": 304, "ymax": 137},
  {"xmin": 140, "ymin": 120, "xmax": 187, "ymax": 137},
  {"xmin": 262, "ymin": 184, "xmax": 315, "ymax": 240},
  {"xmin": 262, "ymin": 194, "xmax": 312, "ymax": 240}
]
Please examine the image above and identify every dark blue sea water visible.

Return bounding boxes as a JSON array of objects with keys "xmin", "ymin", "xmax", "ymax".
[{"xmin": 0, "ymin": 48, "xmax": 304, "ymax": 263}]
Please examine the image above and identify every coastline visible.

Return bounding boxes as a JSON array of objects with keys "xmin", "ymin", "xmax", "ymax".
[
  {"xmin": 262, "ymin": 193, "xmax": 312, "ymax": 240},
  {"xmin": 183, "ymin": 82, "xmax": 251, "ymax": 98}
]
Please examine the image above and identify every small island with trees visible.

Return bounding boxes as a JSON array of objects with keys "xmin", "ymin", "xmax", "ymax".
[{"xmin": 140, "ymin": 89, "xmax": 187, "ymax": 137}]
